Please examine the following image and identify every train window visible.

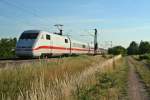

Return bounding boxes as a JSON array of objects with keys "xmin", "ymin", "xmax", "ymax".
[
  {"xmin": 65, "ymin": 39, "xmax": 68, "ymax": 43},
  {"xmin": 20, "ymin": 33, "xmax": 39, "ymax": 39},
  {"xmin": 46, "ymin": 35, "xmax": 50, "ymax": 40}
]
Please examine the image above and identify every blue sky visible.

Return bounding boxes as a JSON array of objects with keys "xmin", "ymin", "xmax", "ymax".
[{"xmin": 0, "ymin": 0, "xmax": 150, "ymax": 48}]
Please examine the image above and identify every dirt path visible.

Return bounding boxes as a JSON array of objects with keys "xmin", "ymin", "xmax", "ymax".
[{"xmin": 127, "ymin": 57, "xmax": 149, "ymax": 100}]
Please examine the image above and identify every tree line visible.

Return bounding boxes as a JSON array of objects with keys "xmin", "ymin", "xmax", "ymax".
[
  {"xmin": 0, "ymin": 38, "xmax": 17, "ymax": 59},
  {"xmin": 108, "ymin": 41, "xmax": 150, "ymax": 55},
  {"xmin": 0, "ymin": 37, "xmax": 149, "ymax": 58}
]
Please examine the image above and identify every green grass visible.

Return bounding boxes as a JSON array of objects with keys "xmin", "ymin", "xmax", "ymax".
[
  {"xmin": 134, "ymin": 57, "xmax": 150, "ymax": 95},
  {"xmin": 73, "ymin": 58, "xmax": 129, "ymax": 100},
  {"xmin": 139, "ymin": 53, "xmax": 150, "ymax": 60}
]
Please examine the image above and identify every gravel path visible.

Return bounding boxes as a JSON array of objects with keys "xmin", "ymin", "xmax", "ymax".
[{"xmin": 127, "ymin": 57, "xmax": 149, "ymax": 100}]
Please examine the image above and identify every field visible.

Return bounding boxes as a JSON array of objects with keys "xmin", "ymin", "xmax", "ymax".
[
  {"xmin": 1, "ymin": 55, "xmax": 150, "ymax": 100},
  {"xmin": 0, "ymin": 55, "xmax": 129, "ymax": 100},
  {"xmin": 0, "ymin": 55, "xmax": 105, "ymax": 100}
]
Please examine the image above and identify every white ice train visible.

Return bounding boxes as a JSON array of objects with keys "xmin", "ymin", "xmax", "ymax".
[{"xmin": 15, "ymin": 30, "xmax": 95, "ymax": 58}]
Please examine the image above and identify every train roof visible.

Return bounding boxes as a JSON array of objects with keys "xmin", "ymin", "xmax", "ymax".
[
  {"xmin": 23, "ymin": 30, "xmax": 62, "ymax": 35},
  {"xmin": 22, "ymin": 30, "xmax": 90, "ymax": 45},
  {"xmin": 23, "ymin": 30, "xmax": 42, "ymax": 33},
  {"xmin": 23, "ymin": 30, "xmax": 69, "ymax": 38}
]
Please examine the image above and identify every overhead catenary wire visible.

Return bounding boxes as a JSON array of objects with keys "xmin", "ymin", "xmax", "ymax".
[
  {"xmin": 0, "ymin": 0, "xmax": 41, "ymax": 18},
  {"xmin": 0, "ymin": 0, "xmax": 54, "ymax": 29},
  {"xmin": 0, "ymin": 0, "xmax": 97, "ymax": 39}
]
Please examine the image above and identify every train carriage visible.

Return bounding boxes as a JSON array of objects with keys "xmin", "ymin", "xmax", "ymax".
[{"xmin": 16, "ymin": 30, "xmax": 94, "ymax": 58}]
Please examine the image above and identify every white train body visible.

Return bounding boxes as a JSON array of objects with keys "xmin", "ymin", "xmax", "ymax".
[{"xmin": 16, "ymin": 30, "xmax": 94, "ymax": 57}]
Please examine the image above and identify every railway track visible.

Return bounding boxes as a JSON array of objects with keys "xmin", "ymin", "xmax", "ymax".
[
  {"xmin": 0, "ymin": 58, "xmax": 39, "ymax": 68},
  {"xmin": 0, "ymin": 57, "xmax": 62, "ymax": 68},
  {"xmin": 0, "ymin": 55, "xmax": 99, "ymax": 68}
]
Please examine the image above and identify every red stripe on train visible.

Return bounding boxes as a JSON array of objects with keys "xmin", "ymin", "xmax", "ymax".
[{"xmin": 33, "ymin": 46, "xmax": 90, "ymax": 51}]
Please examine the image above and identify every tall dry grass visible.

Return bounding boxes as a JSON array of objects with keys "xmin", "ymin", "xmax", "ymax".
[
  {"xmin": 0, "ymin": 55, "xmax": 124, "ymax": 100},
  {"xmin": 0, "ymin": 55, "xmax": 107, "ymax": 100}
]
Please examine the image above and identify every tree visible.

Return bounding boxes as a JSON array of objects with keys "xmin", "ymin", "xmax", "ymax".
[
  {"xmin": 127, "ymin": 41, "xmax": 139, "ymax": 55},
  {"xmin": 139, "ymin": 41, "xmax": 150, "ymax": 54},
  {"xmin": 0, "ymin": 38, "xmax": 17, "ymax": 58},
  {"xmin": 108, "ymin": 46, "xmax": 127, "ymax": 55}
]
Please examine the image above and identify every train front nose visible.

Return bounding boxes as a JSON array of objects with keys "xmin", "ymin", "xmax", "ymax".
[
  {"xmin": 15, "ymin": 46, "xmax": 34, "ymax": 57},
  {"xmin": 16, "ymin": 31, "xmax": 40, "ymax": 58},
  {"xmin": 15, "ymin": 40, "xmax": 35, "ymax": 57}
]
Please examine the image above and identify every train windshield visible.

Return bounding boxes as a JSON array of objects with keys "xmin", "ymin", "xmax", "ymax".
[{"xmin": 20, "ymin": 33, "xmax": 39, "ymax": 39}]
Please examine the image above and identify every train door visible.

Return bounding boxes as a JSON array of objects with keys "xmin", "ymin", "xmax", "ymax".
[
  {"xmin": 66, "ymin": 37, "xmax": 71, "ymax": 55},
  {"xmin": 88, "ymin": 43, "xmax": 90, "ymax": 54},
  {"xmin": 46, "ymin": 34, "xmax": 52, "ymax": 54},
  {"xmin": 68, "ymin": 38, "xmax": 72, "ymax": 55}
]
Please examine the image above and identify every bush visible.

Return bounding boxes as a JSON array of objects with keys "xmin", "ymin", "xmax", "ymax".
[
  {"xmin": 0, "ymin": 38, "xmax": 17, "ymax": 58},
  {"xmin": 139, "ymin": 54, "xmax": 150, "ymax": 60},
  {"xmin": 108, "ymin": 46, "xmax": 127, "ymax": 56}
]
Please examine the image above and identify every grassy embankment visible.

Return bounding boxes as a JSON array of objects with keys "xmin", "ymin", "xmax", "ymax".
[
  {"xmin": 133, "ymin": 55, "xmax": 150, "ymax": 95},
  {"xmin": 0, "ymin": 55, "xmax": 105, "ymax": 100},
  {"xmin": 0, "ymin": 55, "xmax": 128, "ymax": 100},
  {"xmin": 75, "ymin": 57, "xmax": 129, "ymax": 100}
]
